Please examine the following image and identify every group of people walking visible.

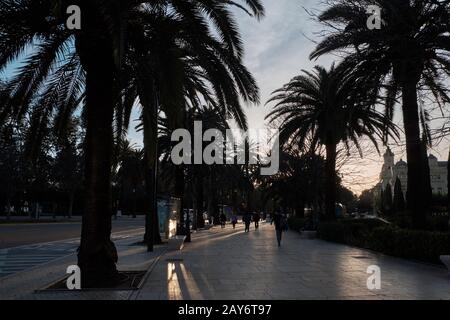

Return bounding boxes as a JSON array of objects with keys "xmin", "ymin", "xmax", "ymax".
[
  {"xmin": 220, "ymin": 212, "xmax": 239, "ymax": 229},
  {"xmin": 218, "ymin": 209, "xmax": 288, "ymax": 247},
  {"xmin": 242, "ymin": 212, "xmax": 261, "ymax": 232}
]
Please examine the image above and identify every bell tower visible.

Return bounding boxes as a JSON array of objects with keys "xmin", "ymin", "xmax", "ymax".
[
  {"xmin": 380, "ymin": 148, "xmax": 395, "ymax": 188},
  {"xmin": 383, "ymin": 147, "xmax": 394, "ymax": 169}
]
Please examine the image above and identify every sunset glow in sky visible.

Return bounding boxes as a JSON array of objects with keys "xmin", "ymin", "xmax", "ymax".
[{"xmin": 124, "ymin": 0, "xmax": 450, "ymax": 195}]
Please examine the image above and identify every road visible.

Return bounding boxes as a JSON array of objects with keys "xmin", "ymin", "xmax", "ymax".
[
  {"xmin": 0, "ymin": 217, "xmax": 146, "ymax": 278},
  {"xmin": 0, "ymin": 216, "xmax": 145, "ymax": 249}
]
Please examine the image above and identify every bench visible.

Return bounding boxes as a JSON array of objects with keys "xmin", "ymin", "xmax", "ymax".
[
  {"xmin": 440, "ymin": 256, "xmax": 450, "ymax": 276},
  {"xmin": 168, "ymin": 235, "xmax": 186, "ymax": 251}
]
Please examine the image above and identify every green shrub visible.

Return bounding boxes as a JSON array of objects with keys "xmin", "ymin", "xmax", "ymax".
[
  {"xmin": 317, "ymin": 220, "xmax": 450, "ymax": 264},
  {"xmin": 389, "ymin": 212, "xmax": 449, "ymax": 231},
  {"xmin": 368, "ymin": 226, "xmax": 450, "ymax": 263},
  {"xmin": 388, "ymin": 212, "xmax": 412, "ymax": 229},
  {"xmin": 317, "ymin": 219, "xmax": 387, "ymax": 245},
  {"xmin": 287, "ymin": 216, "xmax": 306, "ymax": 232},
  {"xmin": 425, "ymin": 216, "xmax": 449, "ymax": 232},
  {"xmin": 317, "ymin": 221, "xmax": 347, "ymax": 243}
]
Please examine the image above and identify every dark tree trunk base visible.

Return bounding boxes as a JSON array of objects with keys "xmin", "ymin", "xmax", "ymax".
[
  {"xmin": 324, "ymin": 141, "xmax": 337, "ymax": 220},
  {"xmin": 78, "ymin": 240, "xmax": 121, "ymax": 288}
]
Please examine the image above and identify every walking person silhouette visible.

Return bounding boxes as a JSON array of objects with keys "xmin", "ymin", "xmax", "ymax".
[
  {"xmin": 243, "ymin": 212, "xmax": 252, "ymax": 232},
  {"xmin": 253, "ymin": 212, "xmax": 260, "ymax": 229},
  {"xmin": 273, "ymin": 209, "xmax": 287, "ymax": 247},
  {"xmin": 220, "ymin": 212, "xmax": 227, "ymax": 229},
  {"xmin": 231, "ymin": 213, "xmax": 238, "ymax": 229}
]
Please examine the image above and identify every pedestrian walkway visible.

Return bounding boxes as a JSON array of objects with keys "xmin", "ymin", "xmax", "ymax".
[
  {"xmin": 1, "ymin": 221, "xmax": 450, "ymax": 300},
  {"xmin": 0, "ymin": 227, "xmax": 156, "ymax": 300},
  {"xmin": 0, "ymin": 227, "xmax": 144, "ymax": 279},
  {"xmin": 136, "ymin": 222, "xmax": 450, "ymax": 300}
]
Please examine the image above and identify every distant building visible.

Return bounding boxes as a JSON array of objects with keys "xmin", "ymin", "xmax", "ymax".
[{"xmin": 379, "ymin": 148, "xmax": 448, "ymax": 196}]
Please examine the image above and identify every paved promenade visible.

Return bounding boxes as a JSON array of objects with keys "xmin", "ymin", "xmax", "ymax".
[
  {"xmin": 0, "ymin": 226, "xmax": 159, "ymax": 300},
  {"xmin": 137, "ymin": 222, "xmax": 450, "ymax": 300},
  {"xmin": 1, "ymin": 221, "xmax": 450, "ymax": 300}
]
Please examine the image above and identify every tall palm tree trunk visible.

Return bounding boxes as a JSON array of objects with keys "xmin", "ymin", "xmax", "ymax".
[
  {"xmin": 68, "ymin": 190, "xmax": 75, "ymax": 219},
  {"xmin": 207, "ymin": 168, "xmax": 219, "ymax": 224},
  {"xmin": 421, "ymin": 139, "xmax": 432, "ymax": 211},
  {"xmin": 138, "ymin": 78, "xmax": 161, "ymax": 249},
  {"xmin": 195, "ymin": 168, "xmax": 205, "ymax": 229},
  {"xmin": 143, "ymin": 163, "xmax": 155, "ymax": 251},
  {"xmin": 6, "ymin": 199, "xmax": 11, "ymax": 220},
  {"xmin": 77, "ymin": 40, "xmax": 118, "ymax": 287},
  {"xmin": 175, "ymin": 165, "xmax": 190, "ymax": 241},
  {"xmin": 401, "ymin": 81, "xmax": 428, "ymax": 228},
  {"xmin": 447, "ymin": 148, "xmax": 450, "ymax": 214},
  {"xmin": 295, "ymin": 202, "xmax": 305, "ymax": 218},
  {"xmin": 324, "ymin": 141, "xmax": 337, "ymax": 220},
  {"xmin": 143, "ymin": 113, "xmax": 161, "ymax": 248},
  {"xmin": 76, "ymin": 4, "xmax": 119, "ymax": 287}
]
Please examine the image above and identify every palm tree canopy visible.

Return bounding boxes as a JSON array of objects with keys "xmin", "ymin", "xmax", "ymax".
[
  {"xmin": 266, "ymin": 64, "xmax": 399, "ymax": 155},
  {"xmin": 310, "ymin": 0, "xmax": 450, "ymax": 120},
  {"xmin": 0, "ymin": 0, "xmax": 264, "ymax": 140}
]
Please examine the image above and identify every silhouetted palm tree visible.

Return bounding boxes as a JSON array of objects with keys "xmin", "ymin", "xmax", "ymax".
[
  {"xmin": 266, "ymin": 64, "xmax": 398, "ymax": 219},
  {"xmin": 310, "ymin": 0, "xmax": 450, "ymax": 227},
  {"xmin": 0, "ymin": 0, "xmax": 264, "ymax": 286},
  {"xmin": 393, "ymin": 177, "xmax": 406, "ymax": 213},
  {"xmin": 119, "ymin": 6, "xmax": 263, "ymax": 247},
  {"xmin": 116, "ymin": 142, "xmax": 144, "ymax": 218}
]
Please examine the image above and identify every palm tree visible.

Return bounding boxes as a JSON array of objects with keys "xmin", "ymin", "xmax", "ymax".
[
  {"xmin": 158, "ymin": 104, "xmax": 231, "ymax": 227},
  {"xmin": 53, "ymin": 119, "xmax": 83, "ymax": 219},
  {"xmin": 120, "ymin": 5, "xmax": 264, "ymax": 247},
  {"xmin": 0, "ymin": 0, "xmax": 264, "ymax": 286},
  {"xmin": 116, "ymin": 142, "xmax": 144, "ymax": 218},
  {"xmin": 310, "ymin": 0, "xmax": 450, "ymax": 227},
  {"xmin": 259, "ymin": 148, "xmax": 327, "ymax": 217},
  {"xmin": 0, "ymin": 0, "xmax": 126, "ymax": 287},
  {"xmin": 393, "ymin": 177, "xmax": 406, "ymax": 213},
  {"xmin": 266, "ymin": 64, "xmax": 398, "ymax": 219}
]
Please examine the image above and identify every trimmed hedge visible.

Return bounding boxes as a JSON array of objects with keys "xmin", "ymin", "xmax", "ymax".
[
  {"xmin": 317, "ymin": 219, "xmax": 386, "ymax": 246},
  {"xmin": 317, "ymin": 219, "xmax": 450, "ymax": 264},
  {"xmin": 388, "ymin": 213, "xmax": 449, "ymax": 231},
  {"xmin": 368, "ymin": 226, "xmax": 450, "ymax": 263},
  {"xmin": 287, "ymin": 216, "xmax": 306, "ymax": 232}
]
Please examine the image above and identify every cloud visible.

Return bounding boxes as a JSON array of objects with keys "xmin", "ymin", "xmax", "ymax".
[
  {"xmin": 232, "ymin": 0, "xmax": 334, "ymax": 129},
  {"xmin": 128, "ymin": 0, "xmax": 449, "ymax": 194}
]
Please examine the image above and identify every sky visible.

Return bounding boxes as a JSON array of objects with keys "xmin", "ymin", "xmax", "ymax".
[
  {"xmin": 124, "ymin": 0, "xmax": 450, "ymax": 195},
  {"xmin": 228, "ymin": 0, "xmax": 384, "ymax": 195},
  {"xmin": 3, "ymin": 0, "xmax": 449, "ymax": 196},
  {"xmin": 236, "ymin": 0, "xmax": 450, "ymax": 194},
  {"xmin": 231, "ymin": 0, "xmax": 450, "ymax": 195},
  {"xmin": 127, "ymin": 0, "xmax": 380, "ymax": 195}
]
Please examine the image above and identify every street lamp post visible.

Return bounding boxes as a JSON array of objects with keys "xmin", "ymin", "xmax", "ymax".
[
  {"xmin": 132, "ymin": 188, "xmax": 136, "ymax": 218},
  {"xmin": 147, "ymin": 96, "xmax": 159, "ymax": 253},
  {"xmin": 185, "ymin": 209, "xmax": 191, "ymax": 242}
]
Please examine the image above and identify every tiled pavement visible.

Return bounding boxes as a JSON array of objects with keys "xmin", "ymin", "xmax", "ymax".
[
  {"xmin": 0, "ymin": 242, "xmax": 78, "ymax": 278},
  {"xmin": 1, "ymin": 222, "xmax": 450, "ymax": 300},
  {"xmin": 0, "ymin": 227, "xmax": 161, "ymax": 300},
  {"xmin": 136, "ymin": 222, "xmax": 450, "ymax": 300},
  {"xmin": 0, "ymin": 228, "xmax": 144, "ymax": 279}
]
